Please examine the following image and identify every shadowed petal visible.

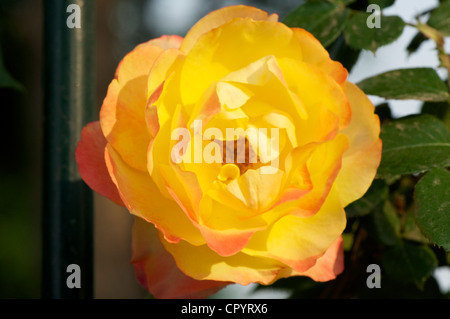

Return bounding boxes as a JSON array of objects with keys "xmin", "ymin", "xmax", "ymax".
[
  {"xmin": 75, "ymin": 121, "xmax": 124, "ymax": 206},
  {"xmin": 131, "ymin": 217, "xmax": 228, "ymax": 299}
]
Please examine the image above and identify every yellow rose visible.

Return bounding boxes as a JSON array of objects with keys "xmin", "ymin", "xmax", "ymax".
[{"xmin": 76, "ymin": 5, "xmax": 381, "ymax": 298}]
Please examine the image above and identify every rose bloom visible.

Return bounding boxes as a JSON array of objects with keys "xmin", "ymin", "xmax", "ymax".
[{"xmin": 76, "ymin": 5, "xmax": 381, "ymax": 298}]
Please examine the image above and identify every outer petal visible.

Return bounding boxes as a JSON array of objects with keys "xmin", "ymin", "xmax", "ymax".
[
  {"xmin": 159, "ymin": 190, "xmax": 345, "ymax": 285},
  {"xmin": 243, "ymin": 188, "xmax": 346, "ymax": 273},
  {"xmin": 301, "ymin": 236, "xmax": 344, "ymax": 281},
  {"xmin": 160, "ymin": 206, "xmax": 344, "ymax": 285},
  {"xmin": 100, "ymin": 36, "xmax": 183, "ymax": 172},
  {"xmin": 147, "ymin": 48, "xmax": 185, "ymax": 102},
  {"xmin": 75, "ymin": 121, "xmax": 124, "ymax": 206},
  {"xmin": 334, "ymin": 82, "xmax": 382, "ymax": 207},
  {"xmin": 131, "ymin": 217, "xmax": 228, "ymax": 299},
  {"xmin": 181, "ymin": 5, "xmax": 278, "ymax": 53},
  {"xmin": 292, "ymin": 28, "xmax": 348, "ymax": 86},
  {"xmin": 105, "ymin": 143, "xmax": 205, "ymax": 246},
  {"xmin": 275, "ymin": 236, "xmax": 344, "ymax": 282},
  {"xmin": 161, "ymin": 229, "xmax": 344, "ymax": 286},
  {"xmin": 160, "ymin": 230, "xmax": 284, "ymax": 286}
]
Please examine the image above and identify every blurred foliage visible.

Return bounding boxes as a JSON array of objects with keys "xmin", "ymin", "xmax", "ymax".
[
  {"xmin": 0, "ymin": 0, "xmax": 41, "ymax": 299},
  {"xmin": 0, "ymin": 45, "xmax": 24, "ymax": 92},
  {"xmin": 0, "ymin": 173, "xmax": 40, "ymax": 298}
]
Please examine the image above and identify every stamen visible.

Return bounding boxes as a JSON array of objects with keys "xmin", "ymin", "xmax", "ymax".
[{"xmin": 221, "ymin": 136, "xmax": 262, "ymax": 175}]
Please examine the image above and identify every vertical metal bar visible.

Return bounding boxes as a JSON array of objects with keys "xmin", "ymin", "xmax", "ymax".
[{"xmin": 42, "ymin": 0, "xmax": 95, "ymax": 298}]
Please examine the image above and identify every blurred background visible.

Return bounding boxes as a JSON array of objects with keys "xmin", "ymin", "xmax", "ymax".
[{"xmin": 0, "ymin": 0, "xmax": 448, "ymax": 298}]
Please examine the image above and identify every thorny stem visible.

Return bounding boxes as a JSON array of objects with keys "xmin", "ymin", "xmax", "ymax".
[{"xmin": 409, "ymin": 21, "xmax": 450, "ymax": 95}]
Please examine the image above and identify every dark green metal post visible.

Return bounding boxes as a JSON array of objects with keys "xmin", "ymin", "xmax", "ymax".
[{"xmin": 43, "ymin": 0, "xmax": 95, "ymax": 298}]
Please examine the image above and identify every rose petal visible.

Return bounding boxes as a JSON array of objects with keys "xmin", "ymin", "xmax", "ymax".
[
  {"xmin": 131, "ymin": 217, "xmax": 228, "ymax": 299},
  {"xmin": 75, "ymin": 121, "xmax": 124, "ymax": 206},
  {"xmin": 278, "ymin": 57, "xmax": 351, "ymax": 133},
  {"xmin": 105, "ymin": 143, "xmax": 205, "ymax": 246},
  {"xmin": 100, "ymin": 36, "xmax": 182, "ymax": 172},
  {"xmin": 292, "ymin": 28, "xmax": 348, "ymax": 86},
  {"xmin": 301, "ymin": 236, "xmax": 344, "ymax": 281},
  {"xmin": 180, "ymin": 19, "xmax": 303, "ymax": 106},
  {"xmin": 160, "ymin": 220, "xmax": 345, "ymax": 286},
  {"xmin": 243, "ymin": 188, "xmax": 346, "ymax": 273},
  {"xmin": 148, "ymin": 104, "xmax": 203, "ymax": 219},
  {"xmin": 181, "ymin": 5, "xmax": 278, "ymax": 53},
  {"xmin": 334, "ymin": 82, "xmax": 382, "ymax": 207},
  {"xmin": 160, "ymin": 230, "xmax": 284, "ymax": 286},
  {"xmin": 196, "ymin": 225, "xmax": 259, "ymax": 257},
  {"xmin": 220, "ymin": 55, "xmax": 308, "ymax": 121},
  {"xmin": 147, "ymin": 48, "xmax": 185, "ymax": 103},
  {"xmin": 270, "ymin": 134, "xmax": 349, "ymax": 219},
  {"xmin": 275, "ymin": 236, "xmax": 344, "ymax": 282}
]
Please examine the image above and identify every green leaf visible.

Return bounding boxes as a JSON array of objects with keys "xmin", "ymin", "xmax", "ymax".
[
  {"xmin": 346, "ymin": 179, "xmax": 388, "ymax": 217},
  {"xmin": 427, "ymin": 0, "xmax": 450, "ymax": 36},
  {"xmin": 421, "ymin": 100, "xmax": 450, "ymax": 129},
  {"xmin": 357, "ymin": 68, "xmax": 450, "ymax": 102},
  {"xmin": 402, "ymin": 208, "xmax": 430, "ymax": 244},
  {"xmin": 364, "ymin": 200, "xmax": 401, "ymax": 246},
  {"xmin": 343, "ymin": 12, "xmax": 405, "ymax": 52},
  {"xmin": 406, "ymin": 32, "xmax": 428, "ymax": 55},
  {"xmin": 421, "ymin": 100, "xmax": 449, "ymax": 119},
  {"xmin": 414, "ymin": 168, "xmax": 450, "ymax": 251},
  {"xmin": 383, "ymin": 241, "xmax": 438, "ymax": 289},
  {"xmin": 283, "ymin": 2, "xmax": 349, "ymax": 47},
  {"xmin": 377, "ymin": 114, "xmax": 450, "ymax": 178}
]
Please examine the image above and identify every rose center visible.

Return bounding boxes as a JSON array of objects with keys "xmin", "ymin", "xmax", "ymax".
[{"xmin": 221, "ymin": 136, "xmax": 263, "ymax": 175}]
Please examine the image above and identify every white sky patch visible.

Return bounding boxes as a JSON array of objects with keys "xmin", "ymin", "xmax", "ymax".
[{"xmin": 143, "ymin": 0, "xmax": 207, "ymax": 35}]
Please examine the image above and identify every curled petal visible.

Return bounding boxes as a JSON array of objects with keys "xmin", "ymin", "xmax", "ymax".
[
  {"xmin": 181, "ymin": 5, "xmax": 278, "ymax": 53},
  {"xmin": 272, "ymin": 134, "xmax": 349, "ymax": 219},
  {"xmin": 278, "ymin": 58, "xmax": 351, "ymax": 133}
]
